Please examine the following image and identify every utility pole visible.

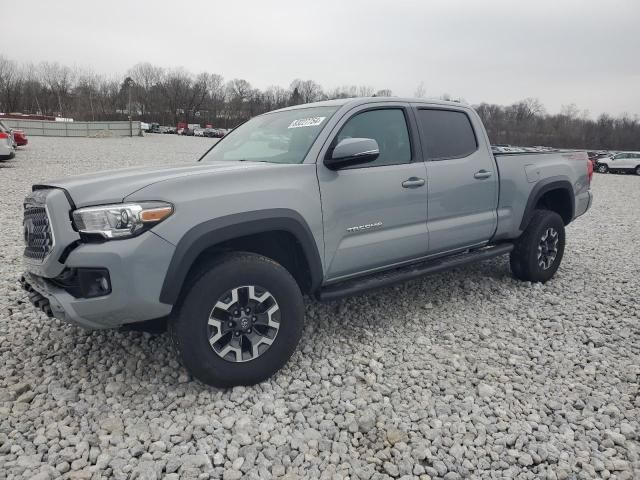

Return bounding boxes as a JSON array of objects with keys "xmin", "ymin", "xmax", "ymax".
[
  {"xmin": 126, "ymin": 77, "xmax": 134, "ymax": 137},
  {"xmin": 90, "ymin": 90, "xmax": 95, "ymax": 121}
]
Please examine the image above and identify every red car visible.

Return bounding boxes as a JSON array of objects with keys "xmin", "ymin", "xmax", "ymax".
[
  {"xmin": 12, "ymin": 129, "xmax": 28, "ymax": 146},
  {"xmin": 0, "ymin": 120, "xmax": 28, "ymax": 147}
]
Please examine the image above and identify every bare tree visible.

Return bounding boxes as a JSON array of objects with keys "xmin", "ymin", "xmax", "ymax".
[
  {"xmin": 160, "ymin": 68, "xmax": 193, "ymax": 124},
  {"xmin": 203, "ymin": 73, "xmax": 225, "ymax": 124},
  {"xmin": 357, "ymin": 85, "xmax": 374, "ymax": 97},
  {"xmin": 0, "ymin": 56, "xmax": 23, "ymax": 112},
  {"xmin": 290, "ymin": 79, "xmax": 323, "ymax": 103},
  {"xmin": 128, "ymin": 62, "xmax": 163, "ymax": 118},
  {"xmin": 374, "ymin": 89, "xmax": 393, "ymax": 97},
  {"xmin": 414, "ymin": 81, "xmax": 426, "ymax": 98},
  {"xmin": 39, "ymin": 62, "xmax": 76, "ymax": 116}
]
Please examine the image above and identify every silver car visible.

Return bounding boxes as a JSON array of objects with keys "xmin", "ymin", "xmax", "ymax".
[
  {"xmin": 596, "ymin": 151, "xmax": 640, "ymax": 175},
  {"xmin": 0, "ymin": 121, "xmax": 16, "ymax": 160}
]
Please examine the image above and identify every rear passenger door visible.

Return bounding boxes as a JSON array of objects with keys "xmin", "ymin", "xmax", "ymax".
[
  {"xmin": 318, "ymin": 104, "xmax": 429, "ymax": 281},
  {"xmin": 414, "ymin": 106, "xmax": 499, "ymax": 255},
  {"xmin": 621, "ymin": 153, "xmax": 639, "ymax": 170},
  {"xmin": 612, "ymin": 153, "xmax": 630, "ymax": 169}
]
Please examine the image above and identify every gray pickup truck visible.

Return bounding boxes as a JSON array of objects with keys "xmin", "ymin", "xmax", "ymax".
[{"xmin": 21, "ymin": 97, "xmax": 592, "ymax": 387}]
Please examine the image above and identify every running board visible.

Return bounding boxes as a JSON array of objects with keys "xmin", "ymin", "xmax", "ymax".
[{"xmin": 316, "ymin": 243, "xmax": 514, "ymax": 302}]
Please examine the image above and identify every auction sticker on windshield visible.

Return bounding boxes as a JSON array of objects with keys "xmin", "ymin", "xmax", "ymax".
[{"xmin": 288, "ymin": 117, "xmax": 326, "ymax": 129}]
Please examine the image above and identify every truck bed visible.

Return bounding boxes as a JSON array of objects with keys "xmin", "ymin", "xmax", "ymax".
[{"xmin": 491, "ymin": 150, "xmax": 591, "ymax": 241}]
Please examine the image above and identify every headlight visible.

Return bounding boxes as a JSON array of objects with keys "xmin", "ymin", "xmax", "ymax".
[{"xmin": 72, "ymin": 202, "xmax": 173, "ymax": 239}]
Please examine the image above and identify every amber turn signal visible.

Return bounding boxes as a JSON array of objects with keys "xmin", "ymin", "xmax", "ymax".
[{"xmin": 140, "ymin": 206, "xmax": 173, "ymax": 223}]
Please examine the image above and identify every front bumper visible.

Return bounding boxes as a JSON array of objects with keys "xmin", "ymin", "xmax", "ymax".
[{"xmin": 22, "ymin": 231, "xmax": 176, "ymax": 330}]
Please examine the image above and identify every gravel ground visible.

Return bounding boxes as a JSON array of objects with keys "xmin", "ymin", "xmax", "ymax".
[{"xmin": 0, "ymin": 136, "xmax": 638, "ymax": 480}]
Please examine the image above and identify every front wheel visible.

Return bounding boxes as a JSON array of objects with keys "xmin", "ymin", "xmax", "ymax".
[
  {"xmin": 597, "ymin": 164, "xmax": 609, "ymax": 173},
  {"xmin": 510, "ymin": 210, "xmax": 565, "ymax": 283},
  {"xmin": 635, "ymin": 165, "xmax": 640, "ymax": 176},
  {"xmin": 170, "ymin": 252, "xmax": 304, "ymax": 387}
]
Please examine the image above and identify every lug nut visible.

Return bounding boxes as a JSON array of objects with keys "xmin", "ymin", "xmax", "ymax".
[
  {"xmin": 247, "ymin": 329, "xmax": 252, "ymax": 334},
  {"xmin": 252, "ymin": 316, "xmax": 257, "ymax": 322},
  {"xmin": 234, "ymin": 310, "xmax": 239, "ymax": 316},
  {"xmin": 228, "ymin": 322, "xmax": 233, "ymax": 327},
  {"xmin": 235, "ymin": 332, "xmax": 240, "ymax": 336},
  {"xmin": 245, "ymin": 308, "xmax": 251, "ymax": 313}
]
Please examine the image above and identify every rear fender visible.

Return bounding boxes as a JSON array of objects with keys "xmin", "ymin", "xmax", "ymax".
[{"xmin": 519, "ymin": 177, "xmax": 574, "ymax": 230}]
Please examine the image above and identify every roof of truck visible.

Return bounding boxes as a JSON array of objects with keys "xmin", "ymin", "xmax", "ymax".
[{"xmin": 271, "ymin": 97, "xmax": 470, "ymax": 113}]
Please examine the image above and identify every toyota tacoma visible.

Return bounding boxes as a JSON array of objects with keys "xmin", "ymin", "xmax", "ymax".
[{"xmin": 21, "ymin": 97, "xmax": 593, "ymax": 387}]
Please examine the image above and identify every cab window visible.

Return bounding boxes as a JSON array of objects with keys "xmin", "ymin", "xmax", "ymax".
[
  {"xmin": 417, "ymin": 109, "xmax": 478, "ymax": 160},
  {"xmin": 333, "ymin": 109, "xmax": 411, "ymax": 167}
]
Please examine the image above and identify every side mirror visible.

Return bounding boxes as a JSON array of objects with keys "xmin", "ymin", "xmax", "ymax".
[{"xmin": 324, "ymin": 138, "xmax": 379, "ymax": 170}]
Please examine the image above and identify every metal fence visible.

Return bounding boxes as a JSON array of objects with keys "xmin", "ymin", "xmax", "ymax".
[{"xmin": 2, "ymin": 118, "xmax": 142, "ymax": 137}]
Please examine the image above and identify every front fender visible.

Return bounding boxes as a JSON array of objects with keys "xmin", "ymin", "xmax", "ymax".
[{"xmin": 158, "ymin": 209, "xmax": 323, "ymax": 305}]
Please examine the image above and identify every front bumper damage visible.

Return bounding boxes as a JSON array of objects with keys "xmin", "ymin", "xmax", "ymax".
[{"xmin": 21, "ymin": 188, "xmax": 176, "ymax": 330}]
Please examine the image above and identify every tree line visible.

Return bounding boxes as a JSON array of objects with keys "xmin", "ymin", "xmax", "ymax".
[{"xmin": 1, "ymin": 56, "xmax": 638, "ymax": 150}]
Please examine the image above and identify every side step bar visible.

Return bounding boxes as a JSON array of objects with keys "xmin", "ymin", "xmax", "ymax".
[{"xmin": 316, "ymin": 243, "xmax": 514, "ymax": 302}]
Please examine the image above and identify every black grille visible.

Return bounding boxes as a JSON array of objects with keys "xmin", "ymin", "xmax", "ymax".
[{"xmin": 23, "ymin": 204, "xmax": 53, "ymax": 261}]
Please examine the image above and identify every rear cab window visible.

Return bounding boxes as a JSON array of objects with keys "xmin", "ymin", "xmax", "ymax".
[{"xmin": 416, "ymin": 108, "xmax": 478, "ymax": 161}]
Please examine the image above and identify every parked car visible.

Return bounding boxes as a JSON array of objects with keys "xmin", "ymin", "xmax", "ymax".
[
  {"xmin": 595, "ymin": 152, "xmax": 640, "ymax": 175},
  {"xmin": 12, "ymin": 129, "xmax": 28, "ymax": 146},
  {"xmin": 20, "ymin": 97, "xmax": 592, "ymax": 387},
  {"xmin": 204, "ymin": 128, "xmax": 225, "ymax": 138},
  {"xmin": 0, "ymin": 120, "xmax": 27, "ymax": 147},
  {"xmin": 181, "ymin": 128, "xmax": 194, "ymax": 136},
  {"xmin": 0, "ymin": 124, "xmax": 15, "ymax": 160},
  {"xmin": 194, "ymin": 128, "xmax": 205, "ymax": 137}
]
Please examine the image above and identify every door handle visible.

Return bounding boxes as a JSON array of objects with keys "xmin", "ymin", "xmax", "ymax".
[
  {"xmin": 402, "ymin": 177, "xmax": 425, "ymax": 188},
  {"xmin": 474, "ymin": 170, "xmax": 492, "ymax": 179}
]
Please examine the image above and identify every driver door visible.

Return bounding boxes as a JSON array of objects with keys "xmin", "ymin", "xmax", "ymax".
[{"xmin": 317, "ymin": 104, "xmax": 429, "ymax": 282}]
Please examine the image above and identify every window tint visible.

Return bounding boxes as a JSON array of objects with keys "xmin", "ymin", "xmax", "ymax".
[
  {"xmin": 417, "ymin": 109, "xmax": 477, "ymax": 160},
  {"xmin": 335, "ymin": 109, "xmax": 411, "ymax": 167}
]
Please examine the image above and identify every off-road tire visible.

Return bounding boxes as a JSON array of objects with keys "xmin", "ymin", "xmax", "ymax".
[
  {"xmin": 170, "ymin": 252, "xmax": 304, "ymax": 387},
  {"xmin": 510, "ymin": 209, "xmax": 565, "ymax": 283}
]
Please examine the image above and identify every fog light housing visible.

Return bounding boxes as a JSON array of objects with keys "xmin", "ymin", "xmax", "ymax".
[{"xmin": 78, "ymin": 268, "xmax": 111, "ymax": 298}]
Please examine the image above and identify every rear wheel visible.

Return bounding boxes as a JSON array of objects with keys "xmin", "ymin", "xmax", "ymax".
[
  {"xmin": 597, "ymin": 164, "xmax": 608, "ymax": 173},
  {"xmin": 510, "ymin": 210, "xmax": 565, "ymax": 283},
  {"xmin": 635, "ymin": 165, "xmax": 640, "ymax": 176},
  {"xmin": 170, "ymin": 252, "xmax": 304, "ymax": 387}
]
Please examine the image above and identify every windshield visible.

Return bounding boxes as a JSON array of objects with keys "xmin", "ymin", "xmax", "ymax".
[{"xmin": 201, "ymin": 106, "xmax": 338, "ymax": 164}]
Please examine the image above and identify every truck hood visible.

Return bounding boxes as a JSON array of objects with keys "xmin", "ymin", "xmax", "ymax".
[{"xmin": 35, "ymin": 161, "xmax": 275, "ymax": 208}]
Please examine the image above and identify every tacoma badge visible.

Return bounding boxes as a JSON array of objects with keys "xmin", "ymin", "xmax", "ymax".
[{"xmin": 347, "ymin": 221, "xmax": 383, "ymax": 233}]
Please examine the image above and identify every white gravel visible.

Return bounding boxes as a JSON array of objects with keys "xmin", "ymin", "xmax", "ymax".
[{"xmin": 1, "ymin": 136, "xmax": 639, "ymax": 480}]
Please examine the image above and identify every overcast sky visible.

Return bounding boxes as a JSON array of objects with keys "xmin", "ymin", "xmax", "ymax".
[{"xmin": 7, "ymin": 0, "xmax": 640, "ymax": 117}]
